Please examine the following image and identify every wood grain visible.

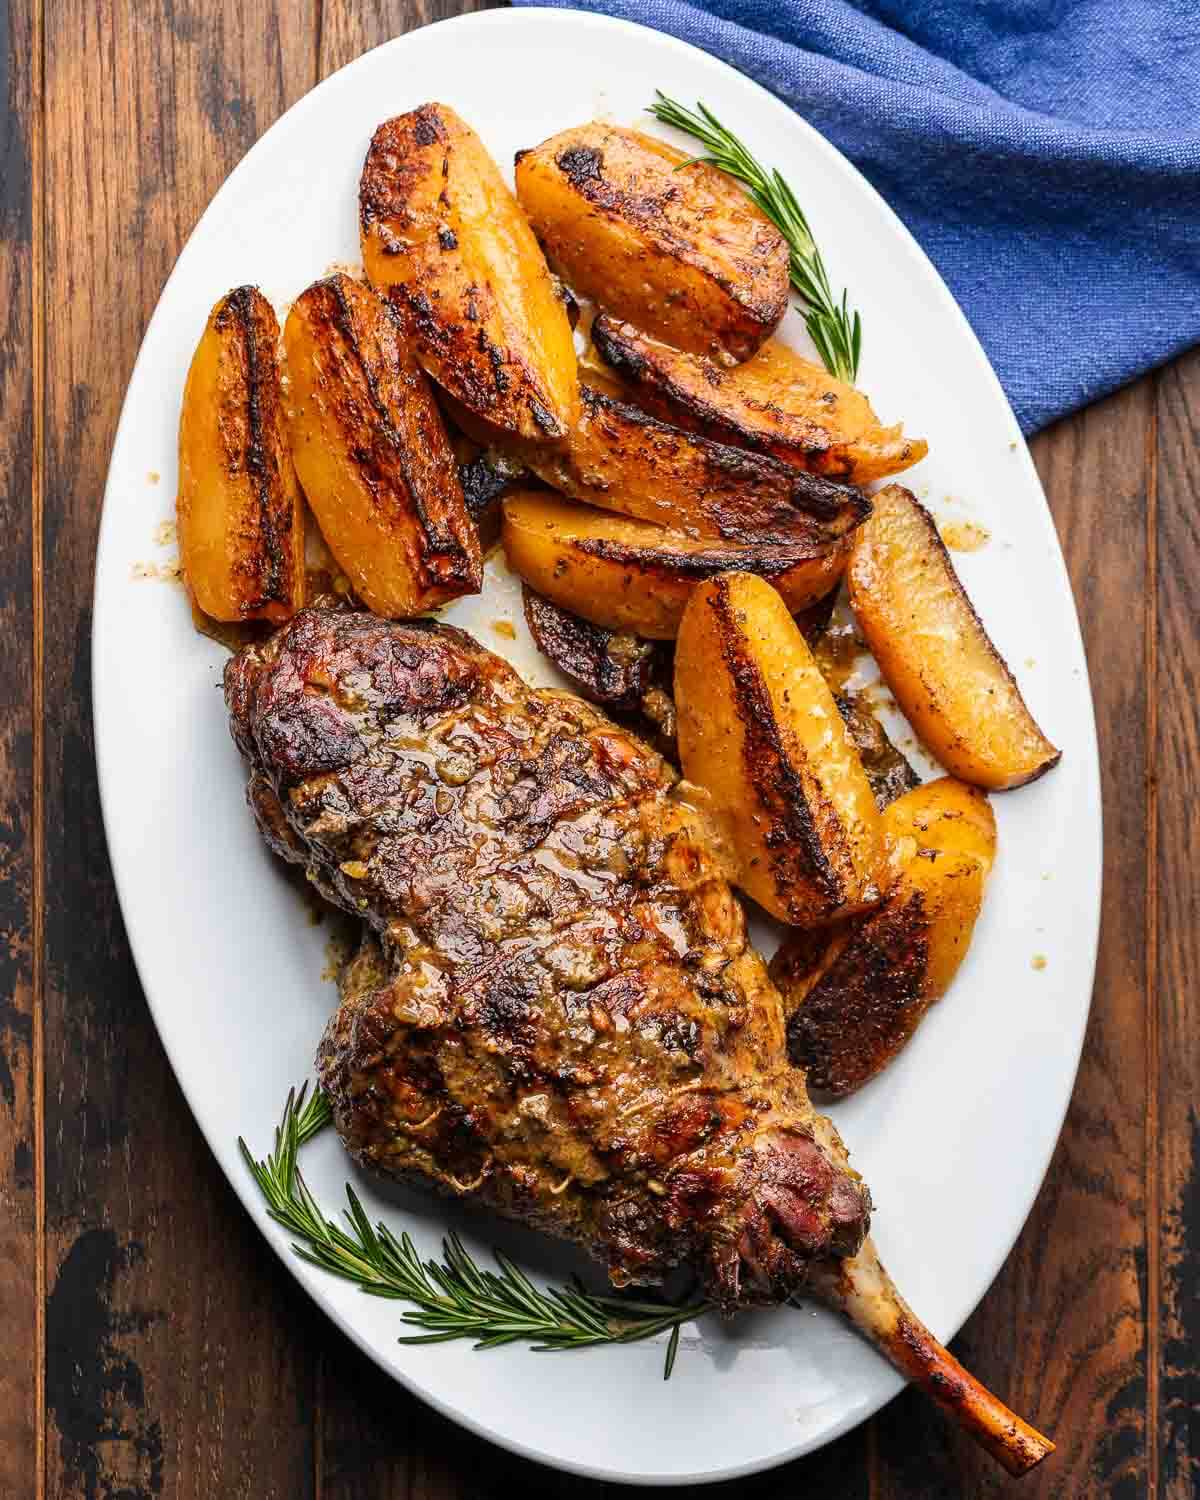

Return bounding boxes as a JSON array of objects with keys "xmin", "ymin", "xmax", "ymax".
[
  {"xmin": 872, "ymin": 381, "xmax": 1156, "ymax": 1498},
  {"xmin": 0, "ymin": 0, "xmax": 41, "ymax": 1493},
  {"xmin": 317, "ymin": 0, "xmax": 493, "ymax": 75},
  {"xmin": 39, "ymin": 3, "xmax": 320, "ymax": 1496},
  {"xmin": 1154, "ymin": 347, "xmax": 1200, "ymax": 1499}
]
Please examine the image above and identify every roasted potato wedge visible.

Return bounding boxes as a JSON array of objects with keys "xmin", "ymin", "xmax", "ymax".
[
  {"xmin": 522, "ymin": 586, "xmax": 667, "ymax": 712},
  {"xmin": 515, "ymin": 122, "xmax": 788, "ymax": 363},
  {"xmin": 675, "ymin": 572, "xmax": 885, "ymax": 925},
  {"xmin": 456, "ymin": 448, "xmax": 528, "ymax": 553},
  {"xmin": 502, "ymin": 490, "xmax": 853, "ymax": 639},
  {"xmin": 458, "ymin": 449, "xmax": 528, "ymax": 524},
  {"xmin": 793, "ymin": 587, "xmax": 840, "ymax": 648},
  {"xmin": 592, "ymin": 317, "xmax": 929, "ymax": 485},
  {"xmin": 836, "ymin": 692, "xmax": 921, "ymax": 811},
  {"xmin": 360, "ymin": 104, "xmax": 578, "ymax": 442},
  {"xmin": 523, "ymin": 585, "xmax": 679, "ymax": 751},
  {"xmin": 283, "ymin": 274, "xmax": 481, "ymax": 618},
  {"xmin": 458, "ymin": 385, "xmax": 868, "ymax": 544},
  {"xmin": 177, "ymin": 285, "xmax": 305, "ymax": 622},
  {"xmin": 772, "ymin": 777, "xmax": 996, "ymax": 1096},
  {"xmin": 884, "ymin": 773, "xmax": 997, "ymax": 874},
  {"xmin": 847, "ymin": 486, "xmax": 1060, "ymax": 789}
]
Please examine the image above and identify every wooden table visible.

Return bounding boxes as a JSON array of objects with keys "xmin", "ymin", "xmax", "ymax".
[{"xmin": 3, "ymin": 1, "xmax": 1196, "ymax": 1495}]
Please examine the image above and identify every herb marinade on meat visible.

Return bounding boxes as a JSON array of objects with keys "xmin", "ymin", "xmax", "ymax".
[{"xmin": 226, "ymin": 608, "xmax": 869, "ymax": 1310}]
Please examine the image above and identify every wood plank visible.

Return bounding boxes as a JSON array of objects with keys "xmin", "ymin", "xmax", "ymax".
[
  {"xmin": 0, "ymin": 0, "xmax": 42, "ymax": 1492},
  {"xmin": 1153, "ymin": 346, "xmax": 1200, "ymax": 1499},
  {"xmin": 39, "ymin": 3, "xmax": 321, "ymax": 1496},
  {"xmin": 317, "ymin": 0, "xmax": 493, "ymax": 76},
  {"xmin": 872, "ymin": 380, "xmax": 1155, "ymax": 1496}
]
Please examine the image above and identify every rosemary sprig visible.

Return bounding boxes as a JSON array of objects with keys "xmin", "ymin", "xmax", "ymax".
[
  {"xmin": 239, "ymin": 1085, "xmax": 711, "ymax": 1377},
  {"xmin": 648, "ymin": 92, "xmax": 863, "ymax": 382}
]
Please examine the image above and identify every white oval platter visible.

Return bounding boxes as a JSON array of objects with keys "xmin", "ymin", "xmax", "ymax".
[{"xmin": 92, "ymin": 8, "xmax": 1101, "ymax": 1484}]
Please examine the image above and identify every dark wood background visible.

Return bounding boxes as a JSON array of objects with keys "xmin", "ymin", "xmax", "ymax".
[{"xmin": 2, "ymin": 0, "xmax": 1196, "ymax": 1495}]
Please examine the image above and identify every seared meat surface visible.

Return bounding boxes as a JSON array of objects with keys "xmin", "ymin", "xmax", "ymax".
[{"xmin": 225, "ymin": 608, "xmax": 870, "ymax": 1309}]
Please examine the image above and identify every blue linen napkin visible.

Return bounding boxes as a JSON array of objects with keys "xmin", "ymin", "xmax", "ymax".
[{"xmin": 512, "ymin": 0, "xmax": 1200, "ymax": 432}]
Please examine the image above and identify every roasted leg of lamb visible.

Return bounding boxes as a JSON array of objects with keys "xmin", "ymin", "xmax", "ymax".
[
  {"xmin": 226, "ymin": 607, "xmax": 1052, "ymax": 1473},
  {"xmin": 227, "ymin": 606, "xmax": 870, "ymax": 1304}
]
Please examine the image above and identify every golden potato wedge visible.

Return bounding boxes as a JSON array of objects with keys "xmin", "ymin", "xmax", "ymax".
[
  {"xmin": 847, "ymin": 486, "xmax": 1060, "ymax": 790},
  {"xmin": 772, "ymin": 777, "xmax": 996, "ymax": 1097},
  {"xmin": 836, "ymin": 691, "xmax": 921, "ymax": 811},
  {"xmin": 282, "ymin": 274, "xmax": 481, "ymax": 618},
  {"xmin": 360, "ymin": 104, "xmax": 578, "ymax": 442},
  {"xmin": 522, "ymin": 586, "xmax": 668, "ymax": 713},
  {"xmin": 456, "ymin": 447, "xmax": 527, "ymax": 553},
  {"xmin": 576, "ymin": 312, "xmax": 635, "ymax": 403},
  {"xmin": 675, "ymin": 572, "xmax": 885, "ymax": 924},
  {"xmin": 502, "ymin": 490, "xmax": 853, "ymax": 639},
  {"xmin": 177, "ymin": 285, "xmax": 305, "ymax": 623},
  {"xmin": 884, "ymin": 773, "xmax": 998, "ymax": 877},
  {"xmin": 456, "ymin": 385, "xmax": 868, "ymax": 545},
  {"xmin": 591, "ymin": 317, "xmax": 928, "ymax": 484},
  {"xmin": 515, "ymin": 122, "xmax": 788, "ymax": 363}
]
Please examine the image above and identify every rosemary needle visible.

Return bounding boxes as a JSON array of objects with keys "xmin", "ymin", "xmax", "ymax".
[
  {"xmin": 649, "ymin": 92, "xmax": 863, "ymax": 382},
  {"xmin": 239, "ymin": 1084, "xmax": 711, "ymax": 1377}
]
